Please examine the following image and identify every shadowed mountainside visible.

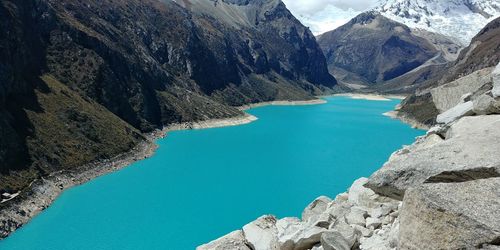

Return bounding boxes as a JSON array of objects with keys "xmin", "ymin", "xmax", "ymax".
[
  {"xmin": 317, "ymin": 12, "xmax": 440, "ymax": 88},
  {"xmin": 0, "ymin": 0, "xmax": 336, "ymax": 192}
]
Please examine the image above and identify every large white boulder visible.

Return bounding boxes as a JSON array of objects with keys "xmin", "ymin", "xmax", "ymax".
[
  {"xmin": 472, "ymin": 94, "xmax": 500, "ymax": 115},
  {"xmin": 276, "ymin": 217, "xmax": 327, "ymax": 250},
  {"xmin": 242, "ymin": 215, "xmax": 279, "ymax": 250},
  {"xmin": 436, "ymin": 101, "xmax": 474, "ymax": 124},
  {"xmin": 431, "ymin": 67, "xmax": 493, "ymax": 112},
  {"xmin": 197, "ymin": 230, "xmax": 251, "ymax": 250},
  {"xmin": 367, "ymin": 115, "xmax": 500, "ymax": 200},
  {"xmin": 345, "ymin": 207, "xmax": 367, "ymax": 226},
  {"xmin": 321, "ymin": 230, "xmax": 352, "ymax": 250},
  {"xmin": 328, "ymin": 220, "xmax": 360, "ymax": 248},
  {"xmin": 302, "ymin": 196, "xmax": 332, "ymax": 222},
  {"xmin": 492, "ymin": 63, "xmax": 500, "ymax": 98},
  {"xmin": 399, "ymin": 178, "xmax": 500, "ymax": 249},
  {"xmin": 348, "ymin": 178, "xmax": 378, "ymax": 208}
]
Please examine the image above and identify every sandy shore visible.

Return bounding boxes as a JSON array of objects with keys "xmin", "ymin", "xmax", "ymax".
[
  {"xmin": 331, "ymin": 93, "xmax": 406, "ymax": 101},
  {"xmin": 383, "ymin": 110, "xmax": 430, "ymax": 130},
  {"xmin": 238, "ymin": 99, "xmax": 327, "ymax": 111},
  {"xmin": 0, "ymin": 99, "xmax": 325, "ymax": 239}
]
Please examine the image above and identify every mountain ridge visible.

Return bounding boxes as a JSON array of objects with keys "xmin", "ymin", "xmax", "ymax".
[
  {"xmin": 376, "ymin": 0, "xmax": 500, "ymax": 45},
  {"xmin": 0, "ymin": 0, "xmax": 335, "ymax": 193},
  {"xmin": 317, "ymin": 11, "xmax": 457, "ymax": 92}
]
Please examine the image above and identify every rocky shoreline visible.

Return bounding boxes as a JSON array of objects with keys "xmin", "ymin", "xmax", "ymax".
[
  {"xmin": 199, "ymin": 177, "xmax": 403, "ymax": 250},
  {"xmin": 0, "ymin": 99, "xmax": 326, "ymax": 240},
  {"xmin": 199, "ymin": 64, "xmax": 500, "ymax": 250},
  {"xmin": 382, "ymin": 110, "xmax": 430, "ymax": 130}
]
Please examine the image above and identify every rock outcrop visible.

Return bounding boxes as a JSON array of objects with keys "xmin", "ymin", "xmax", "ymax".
[
  {"xmin": 430, "ymin": 68, "xmax": 494, "ymax": 113},
  {"xmin": 198, "ymin": 178, "xmax": 402, "ymax": 250},
  {"xmin": 493, "ymin": 63, "xmax": 500, "ymax": 98},
  {"xmin": 400, "ymin": 178, "xmax": 500, "ymax": 249},
  {"xmin": 198, "ymin": 230, "xmax": 251, "ymax": 250},
  {"xmin": 435, "ymin": 101, "xmax": 474, "ymax": 124},
  {"xmin": 367, "ymin": 115, "xmax": 500, "ymax": 200}
]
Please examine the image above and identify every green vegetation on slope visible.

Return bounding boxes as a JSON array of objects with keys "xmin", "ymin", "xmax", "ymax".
[{"xmin": 0, "ymin": 75, "xmax": 143, "ymax": 192}]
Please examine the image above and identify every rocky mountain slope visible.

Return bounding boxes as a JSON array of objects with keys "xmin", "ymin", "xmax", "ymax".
[
  {"xmin": 0, "ymin": 0, "xmax": 335, "ymax": 194},
  {"xmin": 397, "ymin": 16, "xmax": 500, "ymax": 126},
  {"xmin": 377, "ymin": 0, "xmax": 500, "ymax": 45},
  {"xmin": 199, "ymin": 51, "xmax": 500, "ymax": 250},
  {"xmin": 317, "ymin": 11, "xmax": 460, "ymax": 92}
]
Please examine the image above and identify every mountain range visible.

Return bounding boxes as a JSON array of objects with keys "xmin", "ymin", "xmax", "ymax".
[
  {"xmin": 377, "ymin": 0, "xmax": 500, "ymax": 45},
  {"xmin": 316, "ymin": 0, "xmax": 500, "ymax": 93}
]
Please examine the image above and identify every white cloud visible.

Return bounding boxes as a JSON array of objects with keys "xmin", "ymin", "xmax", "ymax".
[{"xmin": 282, "ymin": 0, "xmax": 380, "ymax": 35}]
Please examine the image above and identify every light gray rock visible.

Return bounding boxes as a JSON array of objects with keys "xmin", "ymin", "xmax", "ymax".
[
  {"xmin": 493, "ymin": 63, "xmax": 500, "ymax": 98},
  {"xmin": 321, "ymin": 230, "xmax": 351, "ymax": 250},
  {"xmin": 346, "ymin": 207, "xmax": 367, "ymax": 226},
  {"xmin": 425, "ymin": 125, "xmax": 446, "ymax": 136},
  {"xmin": 381, "ymin": 215, "xmax": 394, "ymax": 226},
  {"xmin": 399, "ymin": 178, "xmax": 500, "ymax": 249},
  {"xmin": 302, "ymin": 196, "xmax": 332, "ymax": 222},
  {"xmin": 329, "ymin": 220, "xmax": 360, "ymax": 248},
  {"xmin": 367, "ymin": 115, "xmax": 500, "ymax": 200},
  {"xmin": 311, "ymin": 213, "xmax": 333, "ymax": 229},
  {"xmin": 311, "ymin": 245, "xmax": 324, "ymax": 250},
  {"xmin": 472, "ymin": 94, "xmax": 500, "ymax": 115},
  {"xmin": 348, "ymin": 178, "xmax": 392, "ymax": 208},
  {"xmin": 293, "ymin": 227, "xmax": 327, "ymax": 250},
  {"xmin": 334, "ymin": 192, "xmax": 348, "ymax": 202},
  {"xmin": 325, "ymin": 201, "xmax": 352, "ymax": 220},
  {"xmin": 365, "ymin": 217, "xmax": 382, "ymax": 230},
  {"xmin": 359, "ymin": 221, "xmax": 399, "ymax": 250},
  {"xmin": 242, "ymin": 215, "xmax": 279, "ymax": 250},
  {"xmin": 197, "ymin": 230, "xmax": 251, "ymax": 250},
  {"xmin": 482, "ymin": 245, "xmax": 500, "ymax": 250},
  {"xmin": 436, "ymin": 101, "xmax": 474, "ymax": 124},
  {"xmin": 352, "ymin": 225, "xmax": 373, "ymax": 238},
  {"xmin": 460, "ymin": 92, "xmax": 473, "ymax": 102},
  {"xmin": 431, "ymin": 67, "xmax": 493, "ymax": 112},
  {"xmin": 276, "ymin": 217, "xmax": 327, "ymax": 250},
  {"xmin": 369, "ymin": 204, "xmax": 397, "ymax": 219},
  {"xmin": 348, "ymin": 178, "xmax": 374, "ymax": 207}
]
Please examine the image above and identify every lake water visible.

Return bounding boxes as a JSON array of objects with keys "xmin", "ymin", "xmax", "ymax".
[{"xmin": 0, "ymin": 97, "xmax": 424, "ymax": 249}]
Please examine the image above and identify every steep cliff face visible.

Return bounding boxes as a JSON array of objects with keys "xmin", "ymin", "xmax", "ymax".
[
  {"xmin": 181, "ymin": 0, "xmax": 337, "ymax": 105},
  {"xmin": 317, "ymin": 12, "xmax": 440, "ymax": 89},
  {"xmin": 0, "ymin": 0, "xmax": 335, "ymax": 192}
]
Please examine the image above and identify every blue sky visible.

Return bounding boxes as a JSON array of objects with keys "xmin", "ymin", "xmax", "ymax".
[{"xmin": 282, "ymin": 0, "xmax": 380, "ymax": 35}]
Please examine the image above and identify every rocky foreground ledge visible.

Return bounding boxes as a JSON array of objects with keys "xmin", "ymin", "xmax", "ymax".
[
  {"xmin": 199, "ymin": 177, "xmax": 402, "ymax": 250},
  {"xmin": 199, "ymin": 64, "xmax": 500, "ymax": 250}
]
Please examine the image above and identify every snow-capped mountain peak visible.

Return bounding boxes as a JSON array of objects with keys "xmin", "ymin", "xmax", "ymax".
[{"xmin": 376, "ymin": 0, "xmax": 500, "ymax": 45}]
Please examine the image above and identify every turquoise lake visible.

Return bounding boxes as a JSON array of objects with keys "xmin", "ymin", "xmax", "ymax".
[{"xmin": 1, "ymin": 97, "xmax": 424, "ymax": 249}]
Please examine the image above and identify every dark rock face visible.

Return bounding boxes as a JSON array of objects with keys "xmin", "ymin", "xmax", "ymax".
[
  {"xmin": 0, "ymin": 0, "xmax": 335, "ymax": 191},
  {"xmin": 317, "ymin": 12, "xmax": 437, "ymax": 86}
]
